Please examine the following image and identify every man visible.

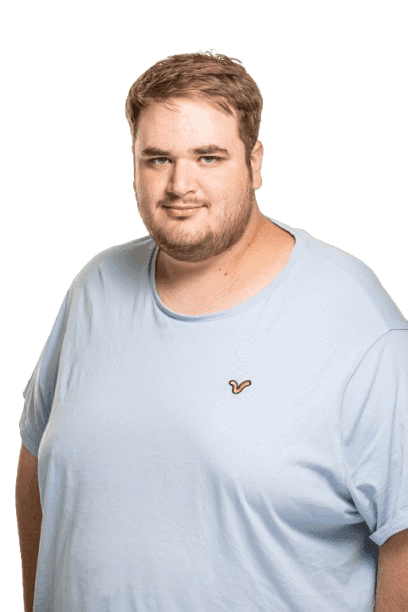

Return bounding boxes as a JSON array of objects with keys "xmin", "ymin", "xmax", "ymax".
[{"xmin": 16, "ymin": 51, "xmax": 408, "ymax": 611}]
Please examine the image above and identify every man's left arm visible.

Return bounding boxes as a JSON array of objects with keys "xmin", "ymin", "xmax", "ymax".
[{"xmin": 375, "ymin": 528, "xmax": 408, "ymax": 611}]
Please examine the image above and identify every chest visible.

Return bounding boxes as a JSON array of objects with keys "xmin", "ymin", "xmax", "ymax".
[{"xmin": 48, "ymin": 318, "xmax": 352, "ymax": 539}]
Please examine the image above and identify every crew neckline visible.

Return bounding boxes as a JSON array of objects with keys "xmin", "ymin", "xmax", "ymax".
[{"xmin": 148, "ymin": 216, "xmax": 307, "ymax": 322}]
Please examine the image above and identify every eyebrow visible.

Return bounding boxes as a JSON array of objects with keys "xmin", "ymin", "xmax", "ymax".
[{"xmin": 141, "ymin": 145, "xmax": 230, "ymax": 157}]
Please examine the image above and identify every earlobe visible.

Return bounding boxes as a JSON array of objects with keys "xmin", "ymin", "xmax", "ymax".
[{"xmin": 253, "ymin": 174, "xmax": 262, "ymax": 190}]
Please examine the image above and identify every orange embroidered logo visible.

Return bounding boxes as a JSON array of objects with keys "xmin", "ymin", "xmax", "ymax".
[{"xmin": 229, "ymin": 380, "xmax": 252, "ymax": 394}]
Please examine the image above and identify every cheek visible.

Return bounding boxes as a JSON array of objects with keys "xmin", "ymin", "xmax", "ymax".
[
  {"xmin": 218, "ymin": 176, "xmax": 244, "ymax": 199},
  {"xmin": 136, "ymin": 170, "xmax": 159, "ymax": 197}
]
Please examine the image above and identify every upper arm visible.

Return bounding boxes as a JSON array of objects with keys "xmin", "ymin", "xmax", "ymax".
[
  {"xmin": 375, "ymin": 528, "xmax": 408, "ymax": 610},
  {"xmin": 16, "ymin": 443, "xmax": 39, "ymax": 491}
]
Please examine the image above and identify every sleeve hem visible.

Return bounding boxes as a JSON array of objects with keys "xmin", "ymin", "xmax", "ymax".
[
  {"xmin": 19, "ymin": 429, "xmax": 39, "ymax": 458},
  {"xmin": 370, "ymin": 510, "xmax": 408, "ymax": 546}
]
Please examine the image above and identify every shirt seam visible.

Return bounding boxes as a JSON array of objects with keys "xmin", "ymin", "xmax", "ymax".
[
  {"xmin": 336, "ymin": 328, "xmax": 408, "ymax": 499},
  {"xmin": 305, "ymin": 243, "xmax": 407, "ymax": 327}
]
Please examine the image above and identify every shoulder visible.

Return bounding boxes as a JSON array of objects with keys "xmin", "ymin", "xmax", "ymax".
[
  {"xmin": 71, "ymin": 235, "xmax": 154, "ymax": 288},
  {"xmin": 299, "ymin": 228, "xmax": 408, "ymax": 331}
]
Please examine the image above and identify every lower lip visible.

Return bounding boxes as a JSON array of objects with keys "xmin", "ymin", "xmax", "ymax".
[{"xmin": 164, "ymin": 207, "xmax": 202, "ymax": 217}]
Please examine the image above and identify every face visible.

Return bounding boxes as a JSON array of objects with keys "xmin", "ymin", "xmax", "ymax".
[{"xmin": 133, "ymin": 95, "xmax": 262, "ymax": 263}]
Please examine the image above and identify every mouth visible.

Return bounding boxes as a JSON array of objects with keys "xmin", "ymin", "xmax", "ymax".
[
  {"xmin": 163, "ymin": 206, "xmax": 203, "ymax": 216},
  {"xmin": 164, "ymin": 206, "xmax": 202, "ymax": 210}
]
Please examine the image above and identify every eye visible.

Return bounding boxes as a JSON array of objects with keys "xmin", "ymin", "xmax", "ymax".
[
  {"xmin": 201, "ymin": 156, "xmax": 219, "ymax": 164},
  {"xmin": 148, "ymin": 157, "xmax": 168, "ymax": 165}
]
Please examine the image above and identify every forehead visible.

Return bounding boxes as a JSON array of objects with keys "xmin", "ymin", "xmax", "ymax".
[{"xmin": 135, "ymin": 96, "xmax": 241, "ymax": 152}]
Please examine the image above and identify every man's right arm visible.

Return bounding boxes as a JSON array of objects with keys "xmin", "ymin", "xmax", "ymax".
[{"xmin": 15, "ymin": 443, "xmax": 42, "ymax": 612}]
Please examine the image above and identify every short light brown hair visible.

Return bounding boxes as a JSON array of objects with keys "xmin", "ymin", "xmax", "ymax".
[{"xmin": 125, "ymin": 50, "xmax": 263, "ymax": 181}]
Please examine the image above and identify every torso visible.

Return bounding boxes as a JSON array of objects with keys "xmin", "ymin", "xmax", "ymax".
[{"xmin": 155, "ymin": 224, "xmax": 296, "ymax": 316}]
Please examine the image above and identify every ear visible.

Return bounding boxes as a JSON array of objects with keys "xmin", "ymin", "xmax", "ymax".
[{"xmin": 251, "ymin": 140, "xmax": 264, "ymax": 190}]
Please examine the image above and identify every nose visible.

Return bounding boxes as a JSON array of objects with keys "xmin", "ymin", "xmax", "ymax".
[{"xmin": 166, "ymin": 160, "xmax": 197, "ymax": 198}]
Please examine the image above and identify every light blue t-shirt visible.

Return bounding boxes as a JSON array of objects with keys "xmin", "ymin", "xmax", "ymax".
[{"xmin": 20, "ymin": 217, "xmax": 408, "ymax": 611}]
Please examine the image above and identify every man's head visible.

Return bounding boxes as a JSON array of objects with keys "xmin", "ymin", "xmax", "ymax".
[
  {"xmin": 126, "ymin": 51, "xmax": 263, "ymax": 181},
  {"xmin": 125, "ymin": 51, "xmax": 265, "ymax": 264}
]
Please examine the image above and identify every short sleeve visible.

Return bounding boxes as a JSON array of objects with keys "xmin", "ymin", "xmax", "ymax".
[
  {"xmin": 339, "ymin": 328, "xmax": 408, "ymax": 546},
  {"xmin": 19, "ymin": 291, "xmax": 70, "ymax": 457}
]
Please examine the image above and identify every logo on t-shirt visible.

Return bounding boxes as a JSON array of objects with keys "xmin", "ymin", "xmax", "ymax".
[{"xmin": 229, "ymin": 380, "xmax": 252, "ymax": 394}]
